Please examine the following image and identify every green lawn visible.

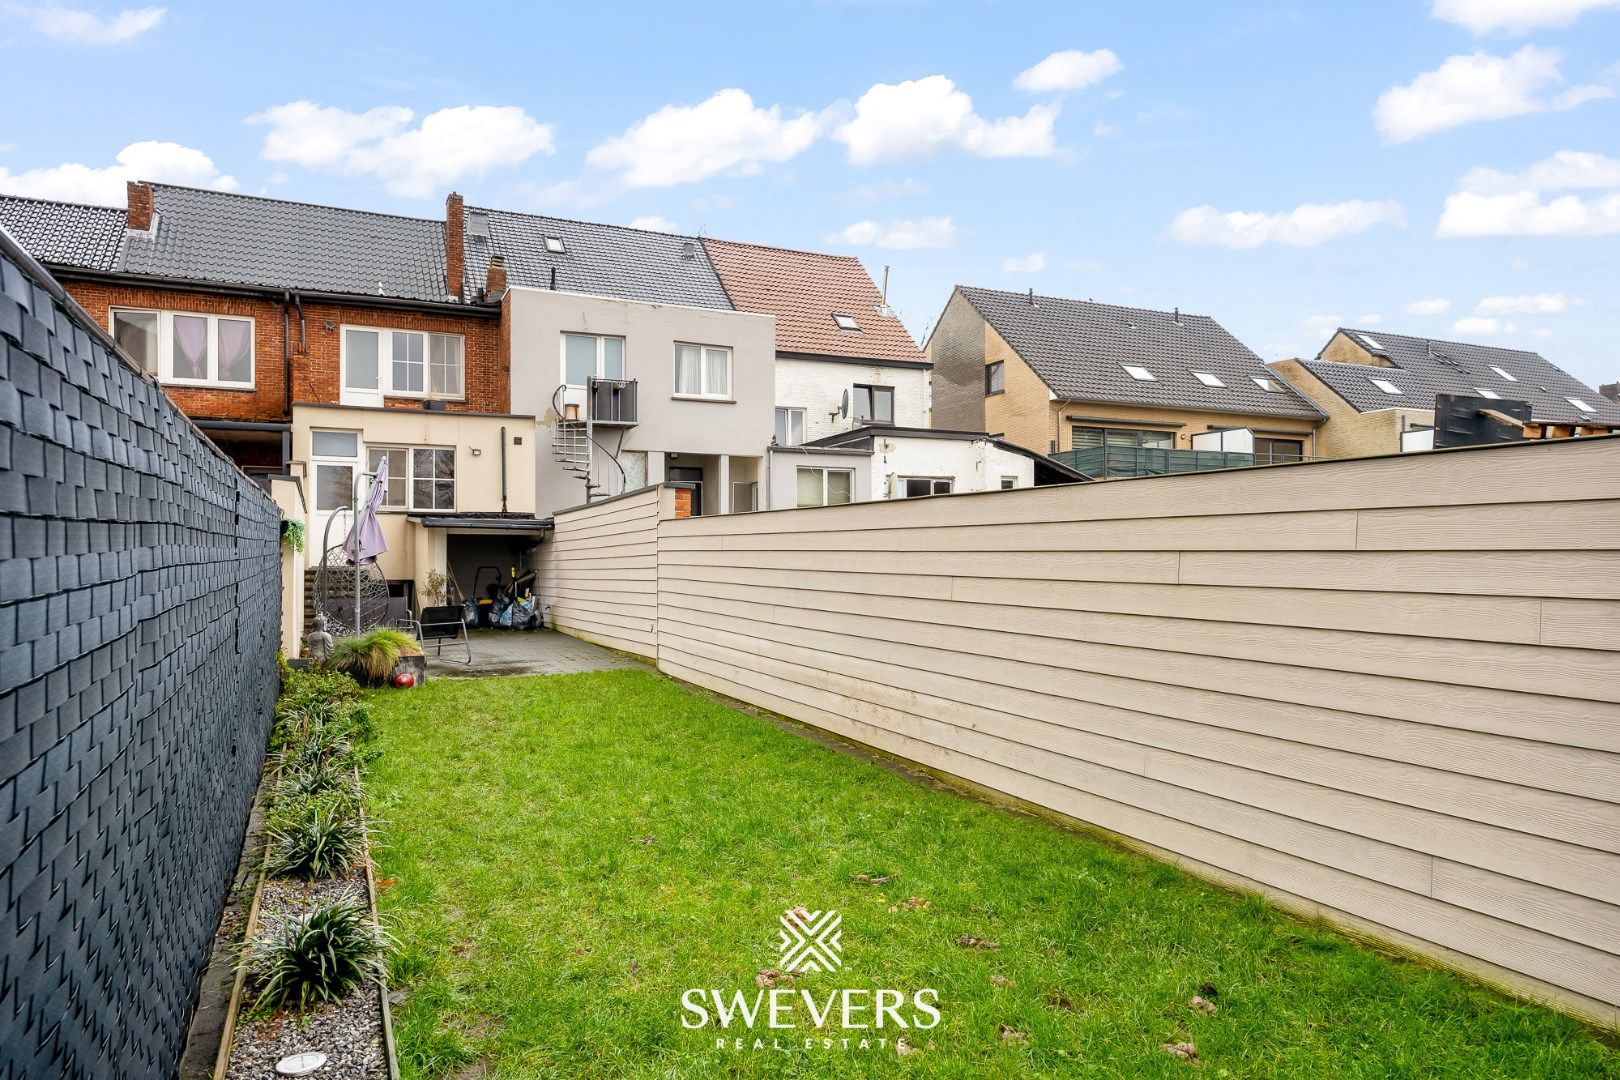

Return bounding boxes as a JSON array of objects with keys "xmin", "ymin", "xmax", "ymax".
[{"xmin": 367, "ymin": 670, "xmax": 1618, "ymax": 1079}]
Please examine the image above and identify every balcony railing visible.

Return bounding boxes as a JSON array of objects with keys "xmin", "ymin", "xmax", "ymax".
[
  {"xmin": 1056, "ymin": 445, "xmax": 1267, "ymax": 478},
  {"xmin": 586, "ymin": 377, "xmax": 637, "ymax": 426}
]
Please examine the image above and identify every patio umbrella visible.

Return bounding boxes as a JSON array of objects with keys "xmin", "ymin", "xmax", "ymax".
[{"xmin": 344, "ymin": 455, "xmax": 389, "ymax": 563}]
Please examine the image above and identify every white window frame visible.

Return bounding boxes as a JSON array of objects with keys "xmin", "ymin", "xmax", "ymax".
[
  {"xmin": 832, "ymin": 313, "xmax": 861, "ymax": 331},
  {"xmin": 1191, "ymin": 371, "xmax": 1225, "ymax": 387},
  {"xmin": 1369, "ymin": 377, "xmax": 1403, "ymax": 395},
  {"xmin": 1567, "ymin": 397, "xmax": 1595, "ymax": 412},
  {"xmin": 775, "ymin": 406, "xmax": 805, "ymax": 447},
  {"xmin": 310, "ymin": 429, "xmax": 360, "ymax": 514},
  {"xmin": 1473, "ymin": 387, "xmax": 1502, "ymax": 400},
  {"xmin": 366, "ymin": 444, "xmax": 457, "ymax": 513},
  {"xmin": 1121, "ymin": 364, "xmax": 1156, "ymax": 381},
  {"xmin": 561, "ymin": 333, "xmax": 627, "ymax": 389},
  {"xmin": 1252, "ymin": 376, "xmax": 1283, "ymax": 393},
  {"xmin": 674, "ymin": 342, "xmax": 732, "ymax": 399},
  {"xmin": 340, "ymin": 324, "xmax": 466, "ymax": 404},
  {"xmin": 796, "ymin": 467, "xmax": 853, "ymax": 508},
  {"xmin": 1490, "ymin": 366, "xmax": 1518, "ymax": 382},
  {"xmin": 110, "ymin": 307, "xmax": 255, "ymax": 389}
]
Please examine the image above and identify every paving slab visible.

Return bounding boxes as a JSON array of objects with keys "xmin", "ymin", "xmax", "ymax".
[{"xmin": 423, "ymin": 628, "xmax": 645, "ymax": 678}]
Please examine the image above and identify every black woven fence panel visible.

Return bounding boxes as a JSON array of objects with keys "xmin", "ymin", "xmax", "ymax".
[{"xmin": 0, "ymin": 243, "xmax": 281, "ymax": 1078}]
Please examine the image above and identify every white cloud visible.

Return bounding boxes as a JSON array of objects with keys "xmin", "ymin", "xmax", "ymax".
[
  {"xmin": 1014, "ymin": 49, "xmax": 1122, "ymax": 93},
  {"xmin": 840, "ymin": 177, "xmax": 929, "ymax": 202},
  {"xmin": 1357, "ymin": 313, "xmax": 1384, "ymax": 325},
  {"xmin": 1529, "ymin": 326, "xmax": 1555, "ymax": 338},
  {"xmin": 0, "ymin": 140, "xmax": 236, "ymax": 205},
  {"xmin": 587, "ymin": 89, "xmax": 820, "ymax": 188},
  {"xmin": 252, "ymin": 101, "xmax": 555, "ymax": 198},
  {"xmin": 1452, "ymin": 315, "xmax": 1518, "ymax": 335},
  {"xmin": 1476, "ymin": 292, "xmax": 1578, "ymax": 314},
  {"xmin": 1002, "ymin": 251, "xmax": 1046, "ymax": 273},
  {"xmin": 1302, "ymin": 314, "xmax": 1345, "ymax": 338},
  {"xmin": 1373, "ymin": 47, "xmax": 1609, "ymax": 144},
  {"xmin": 1092, "ymin": 120, "xmax": 1116, "ymax": 138},
  {"xmin": 835, "ymin": 76, "xmax": 1058, "ymax": 165},
  {"xmin": 627, "ymin": 215, "xmax": 680, "ymax": 233},
  {"xmin": 1437, "ymin": 149, "xmax": 1620, "ymax": 237},
  {"xmin": 1404, "ymin": 298, "xmax": 1452, "ymax": 315},
  {"xmin": 827, "ymin": 216, "xmax": 959, "ymax": 249},
  {"xmin": 1431, "ymin": 0, "xmax": 1620, "ymax": 34},
  {"xmin": 1169, "ymin": 199, "xmax": 1405, "ymax": 248},
  {"xmin": 3, "ymin": 3, "xmax": 163, "ymax": 45}
]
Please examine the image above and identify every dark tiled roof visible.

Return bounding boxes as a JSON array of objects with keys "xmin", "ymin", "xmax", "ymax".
[
  {"xmin": 126, "ymin": 185, "xmax": 455, "ymax": 302},
  {"xmin": 464, "ymin": 206, "xmax": 732, "ymax": 310},
  {"xmin": 702, "ymin": 238, "xmax": 925, "ymax": 362},
  {"xmin": 1303, "ymin": 328, "xmax": 1620, "ymax": 425},
  {"xmin": 0, "ymin": 194, "xmax": 127, "ymax": 270},
  {"xmin": 959, "ymin": 286, "xmax": 1323, "ymax": 420}
]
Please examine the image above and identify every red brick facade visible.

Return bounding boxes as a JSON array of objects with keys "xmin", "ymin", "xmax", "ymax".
[{"xmin": 63, "ymin": 280, "xmax": 506, "ymax": 419}]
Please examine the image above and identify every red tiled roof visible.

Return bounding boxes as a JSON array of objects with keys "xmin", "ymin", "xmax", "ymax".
[{"xmin": 701, "ymin": 238, "xmax": 927, "ymax": 364}]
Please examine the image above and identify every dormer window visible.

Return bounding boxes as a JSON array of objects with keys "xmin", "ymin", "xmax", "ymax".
[
  {"xmin": 1252, "ymin": 376, "xmax": 1283, "ymax": 393},
  {"xmin": 832, "ymin": 313, "xmax": 861, "ymax": 331},
  {"xmin": 544, "ymin": 236, "xmax": 566, "ymax": 254},
  {"xmin": 1121, "ymin": 364, "xmax": 1156, "ymax": 381},
  {"xmin": 1191, "ymin": 371, "xmax": 1224, "ymax": 387},
  {"xmin": 1370, "ymin": 377, "xmax": 1402, "ymax": 395},
  {"xmin": 1474, "ymin": 387, "xmax": 1501, "ymax": 399}
]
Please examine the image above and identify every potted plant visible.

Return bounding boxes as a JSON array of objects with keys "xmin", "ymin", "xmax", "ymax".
[{"xmin": 327, "ymin": 628, "xmax": 425, "ymax": 687}]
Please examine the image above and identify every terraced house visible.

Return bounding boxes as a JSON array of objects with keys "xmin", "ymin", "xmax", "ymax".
[
  {"xmin": 0, "ymin": 183, "xmax": 536, "ymax": 612},
  {"xmin": 1272, "ymin": 327, "xmax": 1620, "ymax": 457},
  {"xmin": 928, "ymin": 286, "xmax": 1325, "ymax": 478}
]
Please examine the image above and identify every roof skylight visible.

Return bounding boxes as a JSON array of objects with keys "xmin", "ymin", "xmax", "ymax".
[
  {"xmin": 1567, "ymin": 397, "xmax": 1596, "ymax": 412},
  {"xmin": 832, "ymin": 313, "xmax": 861, "ymax": 331},
  {"xmin": 1370, "ymin": 377, "xmax": 1403, "ymax": 395},
  {"xmin": 1122, "ymin": 364, "xmax": 1156, "ymax": 381},
  {"xmin": 1252, "ymin": 376, "xmax": 1283, "ymax": 393},
  {"xmin": 1191, "ymin": 371, "xmax": 1225, "ymax": 387},
  {"xmin": 544, "ymin": 236, "xmax": 566, "ymax": 253},
  {"xmin": 1474, "ymin": 387, "xmax": 1502, "ymax": 399},
  {"xmin": 1490, "ymin": 366, "xmax": 1518, "ymax": 382}
]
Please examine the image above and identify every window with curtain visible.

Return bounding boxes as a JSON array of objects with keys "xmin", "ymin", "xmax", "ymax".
[
  {"xmin": 675, "ymin": 343, "xmax": 731, "ymax": 397},
  {"xmin": 111, "ymin": 310, "xmax": 158, "ymax": 374},
  {"xmin": 1071, "ymin": 426, "xmax": 1174, "ymax": 451},
  {"xmin": 113, "ymin": 309, "xmax": 255, "ymax": 386},
  {"xmin": 341, "ymin": 326, "xmax": 465, "ymax": 400}
]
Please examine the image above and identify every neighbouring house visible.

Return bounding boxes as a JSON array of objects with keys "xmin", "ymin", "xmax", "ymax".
[
  {"xmin": 928, "ymin": 286, "xmax": 1325, "ymax": 478},
  {"xmin": 0, "ymin": 183, "xmax": 540, "ymax": 628},
  {"xmin": 701, "ymin": 239, "xmax": 1079, "ymax": 507},
  {"xmin": 792, "ymin": 425, "xmax": 1086, "ymax": 505},
  {"xmin": 1272, "ymin": 328, "xmax": 1620, "ymax": 456},
  {"xmin": 465, "ymin": 206, "xmax": 775, "ymax": 517}
]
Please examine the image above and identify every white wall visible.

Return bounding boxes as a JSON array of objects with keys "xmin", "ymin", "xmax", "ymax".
[
  {"xmin": 867, "ymin": 434, "xmax": 1034, "ymax": 501},
  {"xmin": 505, "ymin": 286, "xmax": 777, "ymax": 516},
  {"xmin": 764, "ymin": 447, "xmax": 874, "ymax": 510},
  {"xmin": 775, "ymin": 358, "xmax": 929, "ymax": 443}
]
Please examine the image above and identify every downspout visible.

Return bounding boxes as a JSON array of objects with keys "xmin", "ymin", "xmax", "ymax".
[{"xmin": 499, "ymin": 425, "xmax": 508, "ymax": 513}]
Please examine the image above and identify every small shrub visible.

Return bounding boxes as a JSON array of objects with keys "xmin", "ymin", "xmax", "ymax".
[
  {"xmin": 247, "ymin": 899, "xmax": 390, "ymax": 1012},
  {"xmin": 274, "ymin": 751, "xmax": 363, "ymax": 804},
  {"xmin": 265, "ymin": 797, "xmax": 368, "ymax": 880},
  {"xmin": 328, "ymin": 628, "xmax": 422, "ymax": 685}
]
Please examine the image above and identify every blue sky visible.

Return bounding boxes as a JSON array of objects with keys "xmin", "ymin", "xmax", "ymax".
[{"xmin": 1, "ymin": 0, "xmax": 1616, "ymax": 386}]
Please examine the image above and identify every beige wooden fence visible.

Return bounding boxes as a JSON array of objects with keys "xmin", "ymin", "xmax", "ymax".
[
  {"xmin": 536, "ymin": 485, "xmax": 668, "ymax": 659},
  {"xmin": 547, "ymin": 437, "xmax": 1620, "ymax": 1025}
]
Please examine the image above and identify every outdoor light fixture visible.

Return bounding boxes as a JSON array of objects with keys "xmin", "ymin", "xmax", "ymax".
[{"xmin": 471, "ymin": 447, "xmax": 482, "ymax": 457}]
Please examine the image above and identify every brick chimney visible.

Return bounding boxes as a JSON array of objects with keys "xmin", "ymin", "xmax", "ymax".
[
  {"xmin": 1601, "ymin": 382, "xmax": 1619, "ymax": 403},
  {"xmin": 484, "ymin": 253, "xmax": 507, "ymax": 301},
  {"xmin": 126, "ymin": 181, "xmax": 154, "ymax": 231},
  {"xmin": 445, "ymin": 191, "xmax": 465, "ymax": 300}
]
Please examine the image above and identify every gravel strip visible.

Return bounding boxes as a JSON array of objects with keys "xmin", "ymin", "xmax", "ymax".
[{"xmin": 225, "ymin": 865, "xmax": 386, "ymax": 1079}]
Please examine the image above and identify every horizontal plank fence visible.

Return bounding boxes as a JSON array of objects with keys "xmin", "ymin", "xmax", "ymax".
[{"xmin": 545, "ymin": 438, "xmax": 1620, "ymax": 1026}]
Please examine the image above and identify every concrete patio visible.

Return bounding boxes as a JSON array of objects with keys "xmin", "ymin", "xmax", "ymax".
[{"xmin": 423, "ymin": 628, "xmax": 646, "ymax": 678}]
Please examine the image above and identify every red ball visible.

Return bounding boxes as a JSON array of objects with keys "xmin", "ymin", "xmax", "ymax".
[{"xmin": 392, "ymin": 671, "xmax": 416, "ymax": 688}]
